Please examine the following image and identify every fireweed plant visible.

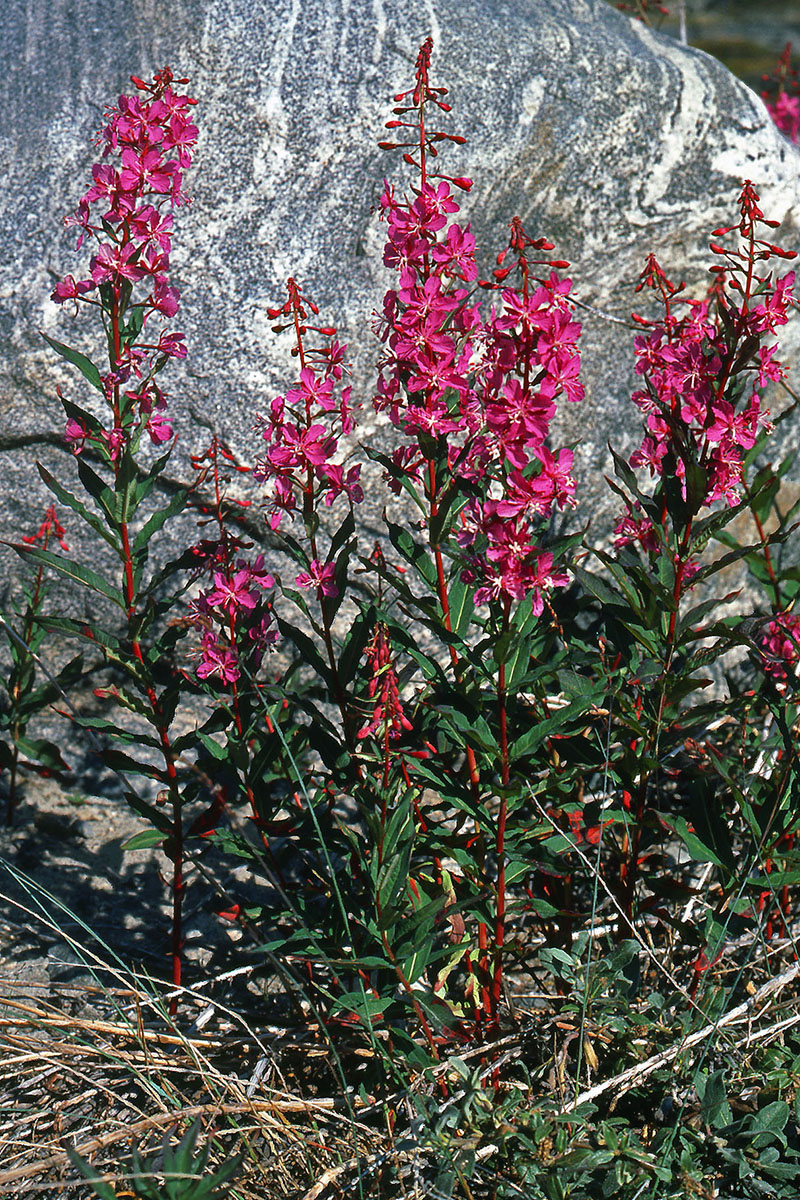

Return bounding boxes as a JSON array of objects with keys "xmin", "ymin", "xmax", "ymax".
[
  {"xmin": 763, "ymin": 43, "xmax": 800, "ymax": 146},
  {"xmin": 0, "ymin": 505, "xmax": 78, "ymax": 826},
  {"xmin": 15, "ymin": 40, "xmax": 800, "ymax": 1200},
  {"xmin": 32, "ymin": 66, "xmax": 202, "ymax": 1004}
]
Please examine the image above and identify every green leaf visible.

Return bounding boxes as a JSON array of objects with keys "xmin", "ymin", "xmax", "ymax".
[
  {"xmin": 328, "ymin": 509, "xmax": 355, "ymax": 562},
  {"xmin": 134, "ymin": 444, "xmax": 176, "ymax": 508},
  {"xmin": 11, "ymin": 544, "xmax": 125, "ymax": 608},
  {"xmin": 509, "ymin": 697, "xmax": 591, "ymax": 763},
  {"xmin": 122, "ymin": 829, "xmax": 165, "ymax": 850},
  {"xmin": 337, "ymin": 605, "xmax": 376, "ymax": 687},
  {"xmin": 119, "ymin": 303, "xmax": 146, "ymax": 344},
  {"xmin": 75, "ymin": 456, "xmax": 117, "ymax": 525},
  {"xmin": 14, "ymin": 735, "xmax": 69, "ymax": 770},
  {"xmin": 41, "ymin": 332, "xmax": 104, "ymax": 393},
  {"xmin": 660, "ymin": 813, "xmax": 726, "ymax": 869},
  {"xmin": 103, "ymin": 749, "xmax": 166, "ymax": 779},
  {"xmin": 66, "ymin": 1149, "xmax": 117, "ymax": 1200},
  {"xmin": 132, "ymin": 487, "xmax": 190, "ymax": 558},
  {"xmin": 36, "ymin": 619, "xmax": 123, "ymax": 657},
  {"xmin": 36, "ymin": 465, "xmax": 121, "ymax": 552},
  {"xmin": 448, "ymin": 571, "xmax": 475, "ymax": 637},
  {"xmin": 697, "ymin": 1067, "xmax": 732, "ymax": 1129},
  {"xmin": 331, "ymin": 991, "xmax": 395, "ymax": 1019},
  {"xmin": 387, "ymin": 521, "xmax": 438, "ymax": 590},
  {"xmin": 436, "ymin": 700, "xmax": 497, "ymax": 753},
  {"xmin": 275, "ymin": 617, "xmax": 332, "ymax": 686},
  {"xmin": 123, "ymin": 789, "xmax": 173, "ymax": 835}
]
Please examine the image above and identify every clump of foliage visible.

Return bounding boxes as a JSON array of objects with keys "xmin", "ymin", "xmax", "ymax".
[{"xmin": 5, "ymin": 39, "xmax": 800, "ymax": 1200}]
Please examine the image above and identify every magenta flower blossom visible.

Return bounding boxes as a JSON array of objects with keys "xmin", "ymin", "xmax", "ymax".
[
  {"xmin": 238, "ymin": 555, "xmax": 275, "ymax": 591},
  {"xmin": 763, "ymin": 45, "xmax": 800, "ymax": 144},
  {"xmin": 623, "ymin": 184, "xmax": 795, "ymax": 515},
  {"xmin": 146, "ymin": 412, "xmax": 173, "ymax": 444},
  {"xmin": 101, "ymin": 427, "xmax": 126, "ymax": 461},
  {"xmin": 151, "ymin": 278, "xmax": 180, "ymax": 317},
  {"xmin": 85, "ymin": 164, "xmax": 134, "ymax": 220},
  {"xmin": 254, "ymin": 280, "xmax": 364, "ymax": 529},
  {"xmin": 184, "ymin": 439, "xmax": 279, "ymax": 688},
  {"xmin": 90, "ymin": 241, "xmax": 146, "ymax": 285},
  {"xmin": 286, "ymin": 367, "xmax": 336, "ymax": 412},
  {"xmin": 119, "ymin": 145, "xmax": 177, "ymax": 194},
  {"xmin": 374, "ymin": 116, "xmax": 583, "ymax": 615},
  {"xmin": 64, "ymin": 418, "xmax": 88, "ymax": 454},
  {"xmin": 156, "ymin": 332, "xmax": 187, "ymax": 359},
  {"xmin": 51, "ymin": 275, "xmax": 94, "ymax": 304},
  {"xmin": 760, "ymin": 611, "xmax": 800, "ymax": 683},
  {"xmin": 296, "ymin": 560, "xmax": 338, "ymax": 598},
  {"xmin": 207, "ymin": 569, "xmax": 259, "ymax": 614},
  {"xmin": 129, "ymin": 205, "xmax": 173, "ymax": 253},
  {"xmin": 196, "ymin": 633, "xmax": 241, "ymax": 684}
]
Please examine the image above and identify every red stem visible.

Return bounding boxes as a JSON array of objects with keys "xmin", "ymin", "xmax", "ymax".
[
  {"xmin": 490, "ymin": 598, "xmax": 511, "ymax": 1025},
  {"xmin": 112, "ymin": 294, "xmax": 183, "ymax": 1010}
]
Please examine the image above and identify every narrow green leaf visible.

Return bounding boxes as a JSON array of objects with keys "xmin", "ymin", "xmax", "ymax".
[
  {"xmin": 510, "ymin": 696, "xmax": 591, "ymax": 762},
  {"xmin": 12, "ymin": 544, "xmax": 125, "ymax": 609},
  {"xmin": 122, "ymin": 829, "xmax": 165, "ymax": 850},
  {"xmin": 387, "ymin": 521, "xmax": 438, "ymax": 589},
  {"xmin": 448, "ymin": 571, "xmax": 475, "ymax": 637},
  {"xmin": 132, "ymin": 487, "xmax": 190, "ymax": 558},
  {"xmin": 37, "ymin": 464, "xmax": 121, "ymax": 552},
  {"xmin": 75, "ymin": 457, "xmax": 117, "ymax": 525},
  {"xmin": 65, "ymin": 1150, "xmax": 117, "ymax": 1200},
  {"xmin": 41, "ymin": 332, "xmax": 104, "ymax": 392}
]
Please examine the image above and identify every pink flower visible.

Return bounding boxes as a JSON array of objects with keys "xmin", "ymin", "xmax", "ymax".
[
  {"xmin": 147, "ymin": 412, "xmax": 173, "ymax": 444},
  {"xmin": 237, "ymin": 555, "xmax": 275, "ymax": 591},
  {"xmin": 151, "ymin": 278, "xmax": 180, "ymax": 317},
  {"xmin": 760, "ymin": 611, "xmax": 800, "ymax": 682},
  {"xmin": 614, "ymin": 510, "xmax": 659, "ymax": 553},
  {"xmin": 90, "ymin": 241, "xmax": 146, "ymax": 285},
  {"xmin": 52, "ymin": 275, "xmax": 94, "ymax": 304},
  {"xmin": 129, "ymin": 205, "xmax": 173, "ymax": 253},
  {"xmin": 320, "ymin": 463, "xmax": 364, "ymax": 506},
  {"xmin": 64, "ymin": 418, "xmax": 88, "ymax": 454},
  {"xmin": 196, "ymin": 633, "xmax": 240, "ymax": 684},
  {"xmin": 101, "ymin": 427, "xmax": 126, "ymax": 461},
  {"xmin": 430, "ymin": 221, "xmax": 477, "ymax": 281},
  {"xmin": 286, "ymin": 367, "xmax": 336, "ymax": 412},
  {"xmin": 296, "ymin": 559, "xmax": 338, "ymax": 598},
  {"xmin": 247, "ymin": 614, "xmax": 279, "ymax": 666},
  {"xmin": 527, "ymin": 551, "xmax": 569, "ymax": 617},
  {"xmin": 769, "ymin": 91, "xmax": 800, "ymax": 143},
  {"xmin": 85, "ymin": 164, "xmax": 134, "ymax": 220},
  {"xmin": 206, "ymin": 569, "xmax": 258, "ymax": 613},
  {"xmin": 119, "ymin": 146, "xmax": 177, "ymax": 195}
]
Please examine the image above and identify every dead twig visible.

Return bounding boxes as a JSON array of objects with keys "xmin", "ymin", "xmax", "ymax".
[{"xmin": 571, "ymin": 961, "xmax": 800, "ymax": 1110}]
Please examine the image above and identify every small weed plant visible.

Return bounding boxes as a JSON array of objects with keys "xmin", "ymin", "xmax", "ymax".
[{"xmin": 4, "ymin": 39, "xmax": 800, "ymax": 1200}]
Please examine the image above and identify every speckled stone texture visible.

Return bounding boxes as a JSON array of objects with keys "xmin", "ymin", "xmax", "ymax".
[{"xmin": 1, "ymin": 0, "xmax": 799, "ymax": 562}]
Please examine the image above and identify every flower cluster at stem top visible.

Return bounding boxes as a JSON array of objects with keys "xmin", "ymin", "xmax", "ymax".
[
  {"xmin": 615, "ymin": 182, "xmax": 796, "ymax": 552},
  {"xmin": 52, "ymin": 67, "xmax": 198, "ymax": 456},
  {"xmin": 373, "ymin": 37, "xmax": 583, "ymax": 614}
]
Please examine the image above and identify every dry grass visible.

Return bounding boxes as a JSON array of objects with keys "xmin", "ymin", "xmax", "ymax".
[{"xmin": 0, "ymin": 969, "xmax": 391, "ymax": 1198}]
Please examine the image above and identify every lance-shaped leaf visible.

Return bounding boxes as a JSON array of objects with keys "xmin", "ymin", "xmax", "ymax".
[
  {"xmin": 11, "ymin": 544, "xmax": 126, "ymax": 609},
  {"xmin": 132, "ymin": 487, "xmax": 191, "ymax": 563},
  {"xmin": 41, "ymin": 331, "xmax": 104, "ymax": 393},
  {"xmin": 37, "ymin": 464, "xmax": 121, "ymax": 553}
]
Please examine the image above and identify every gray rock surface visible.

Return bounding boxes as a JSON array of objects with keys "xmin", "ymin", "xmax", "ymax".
[{"xmin": 0, "ymin": 0, "xmax": 799, "ymax": 569}]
